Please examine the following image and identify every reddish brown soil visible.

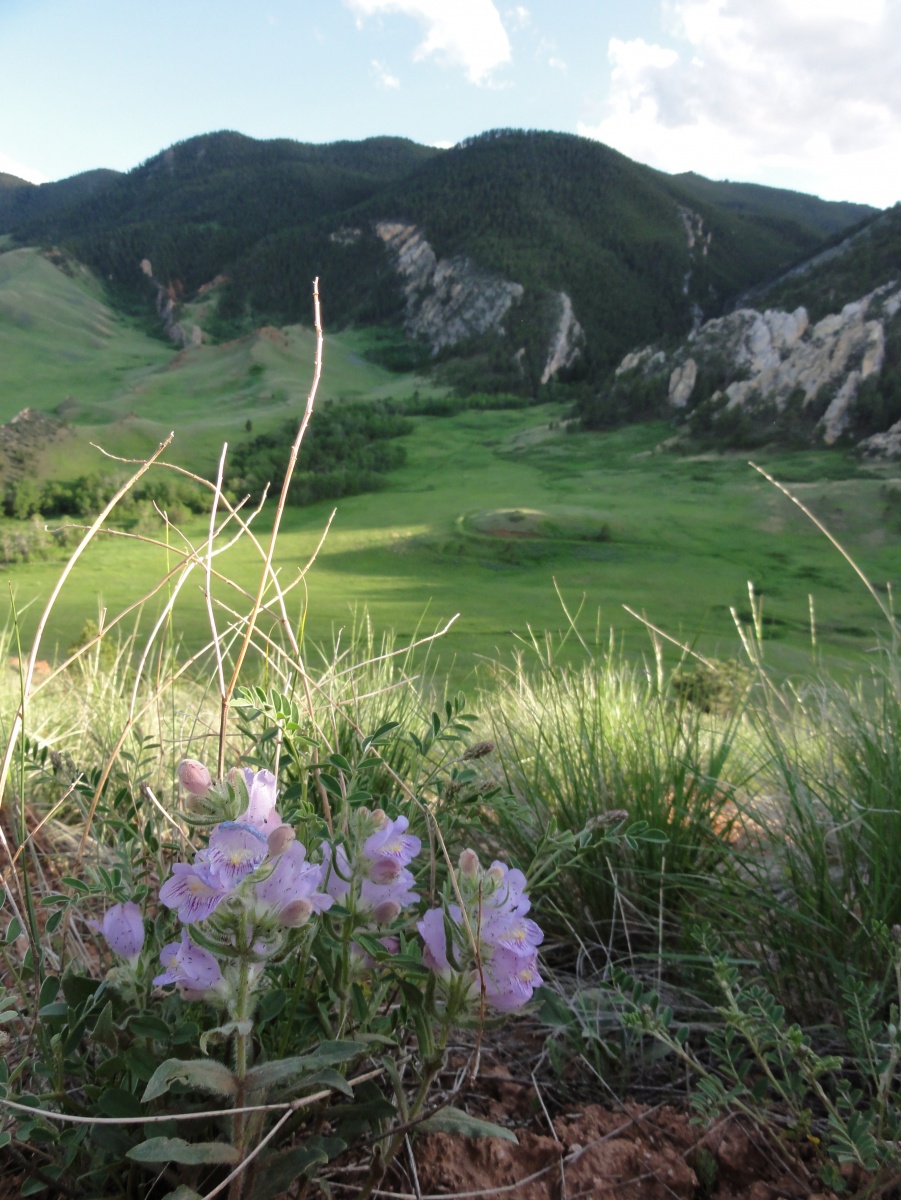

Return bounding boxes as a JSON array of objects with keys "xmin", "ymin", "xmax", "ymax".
[{"xmin": 411, "ymin": 1074, "xmax": 836, "ymax": 1200}]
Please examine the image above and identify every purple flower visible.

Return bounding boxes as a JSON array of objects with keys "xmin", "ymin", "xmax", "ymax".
[
  {"xmin": 363, "ymin": 815, "xmax": 421, "ymax": 866},
  {"xmin": 206, "ymin": 822, "xmax": 268, "ymax": 888},
  {"xmin": 90, "ymin": 902, "xmax": 144, "ymax": 962},
  {"xmin": 159, "ymin": 860, "xmax": 230, "ymax": 924},
  {"xmin": 419, "ymin": 853, "xmax": 544, "ymax": 1013},
  {"xmin": 239, "ymin": 768, "xmax": 282, "ymax": 835},
  {"xmin": 484, "ymin": 862, "xmax": 531, "ymax": 915},
  {"xmin": 153, "ymin": 929, "xmax": 224, "ymax": 995},
  {"xmin": 254, "ymin": 841, "xmax": 334, "ymax": 925},
  {"xmin": 480, "ymin": 910, "xmax": 544, "ymax": 957},
  {"xmin": 418, "ymin": 907, "xmax": 452, "ymax": 973},
  {"xmin": 481, "ymin": 946, "xmax": 543, "ymax": 1012},
  {"xmin": 360, "ymin": 868, "xmax": 418, "ymax": 917}
]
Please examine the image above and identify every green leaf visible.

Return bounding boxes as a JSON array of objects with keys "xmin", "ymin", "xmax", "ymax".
[
  {"xmin": 61, "ymin": 972, "xmax": 101, "ymax": 1008},
  {"xmin": 99, "ymin": 1087, "xmax": 143, "ymax": 1118},
  {"xmin": 249, "ymin": 1137, "xmax": 346, "ymax": 1199},
  {"xmin": 159, "ymin": 1189, "xmax": 203, "ymax": 1200},
  {"xmin": 5, "ymin": 917, "xmax": 22, "ymax": 944},
  {"xmin": 418, "ymin": 1107, "xmax": 518, "ymax": 1142},
  {"xmin": 244, "ymin": 1043, "xmax": 365, "ymax": 1093},
  {"xmin": 37, "ymin": 1002, "xmax": 69, "ymax": 1021},
  {"xmin": 257, "ymin": 990, "xmax": 286, "ymax": 1024},
  {"xmin": 171, "ymin": 1021, "xmax": 200, "ymax": 1046},
  {"xmin": 128, "ymin": 1137, "xmax": 240, "ymax": 1166},
  {"xmin": 92, "ymin": 1001, "xmax": 118, "ymax": 1051},
  {"xmin": 38, "ymin": 976, "xmax": 60, "ymax": 1008},
  {"xmin": 142, "ymin": 1058, "xmax": 237, "ymax": 1103},
  {"xmin": 128, "ymin": 1014, "xmax": 171, "ymax": 1039}
]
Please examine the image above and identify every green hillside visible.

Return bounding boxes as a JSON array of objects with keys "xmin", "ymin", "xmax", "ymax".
[{"xmin": 0, "ymin": 244, "xmax": 439, "ymax": 479}]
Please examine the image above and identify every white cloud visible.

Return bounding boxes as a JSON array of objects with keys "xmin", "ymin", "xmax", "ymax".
[
  {"xmin": 346, "ymin": 0, "xmax": 512, "ymax": 85},
  {"xmin": 0, "ymin": 151, "xmax": 47, "ymax": 184},
  {"xmin": 371, "ymin": 58, "xmax": 401, "ymax": 88},
  {"xmin": 548, "ymin": 55, "xmax": 567, "ymax": 73},
  {"xmin": 506, "ymin": 5, "xmax": 531, "ymax": 30},
  {"xmin": 580, "ymin": 0, "xmax": 901, "ymax": 207}
]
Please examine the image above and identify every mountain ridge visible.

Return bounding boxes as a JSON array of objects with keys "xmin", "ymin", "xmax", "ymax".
[{"xmin": 0, "ymin": 128, "xmax": 878, "ymax": 388}]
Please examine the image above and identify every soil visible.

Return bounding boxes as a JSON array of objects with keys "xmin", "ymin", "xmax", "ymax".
[{"xmin": 408, "ymin": 1072, "xmax": 833, "ymax": 1200}]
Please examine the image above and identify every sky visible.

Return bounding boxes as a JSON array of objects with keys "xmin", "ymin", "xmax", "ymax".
[{"xmin": 1, "ymin": 0, "xmax": 899, "ymax": 208}]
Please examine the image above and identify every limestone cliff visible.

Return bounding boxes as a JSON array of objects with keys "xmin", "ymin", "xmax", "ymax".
[
  {"xmin": 374, "ymin": 221, "xmax": 583, "ymax": 383},
  {"xmin": 613, "ymin": 281, "xmax": 901, "ymax": 447}
]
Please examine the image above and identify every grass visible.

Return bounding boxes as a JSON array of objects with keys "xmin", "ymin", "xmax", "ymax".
[{"xmin": 3, "ymin": 410, "xmax": 900, "ymax": 687}]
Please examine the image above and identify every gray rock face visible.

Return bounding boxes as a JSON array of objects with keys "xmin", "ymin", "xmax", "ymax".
[
  {"xmin": 616, "ymin": 280, "xmax": 900, "ymax": 445},
  {"xmin": 540, "ymin": 292, "xmax": 584, "ymax": 384},
  {"xmin": 376, "ymin": 221, "xmax": 523, "ymax": 352},
  {"xmin": 375, "ymin": 221, "xmax": 583, "ymax": 382},
  {"xmin": 859, "ymin": 418, "xmax": 901, "ymax": 460},
  {"xmin": 668, "ymin": 358, "xmax": 697, "ymax": 408}
]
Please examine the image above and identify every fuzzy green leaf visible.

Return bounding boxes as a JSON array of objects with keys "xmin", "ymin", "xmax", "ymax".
[
  {"xmin": 128, "ymin": 1137, "xmax": 240, "ymax": 1165},
  {"xmin": 142, "ymin": 1058, "xmax": 237, "ymax": 1103},
  {"xmin": 418, "ymin": 1107, "xmax": 518, "ymax": 1142}
]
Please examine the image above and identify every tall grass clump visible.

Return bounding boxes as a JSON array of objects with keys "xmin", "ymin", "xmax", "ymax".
[
  {"xmin": 476, "ymin": 634, "xmax": 757, "ymax": 961},
  {"xmin": 735, "ymin": 652, "xmax": 901, "ymax": 1018}
]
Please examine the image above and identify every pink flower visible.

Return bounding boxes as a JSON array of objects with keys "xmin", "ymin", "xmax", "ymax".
[
  {"xmin": 419, "ymin": 854, "xmax": 544, "ymax": 1012},
  {"xmin": 417, "ymin": 907, "xmax": 452, "ymax": 973},
  {"xmin": 481, "ymin": 946, "xmax": 543, "ymax": 1012},
  {"xmin": 177, "ymin": 759, "xmax": 212, "ymax": 796},
  {"xmin": 321, "ymin": 842, "xmax": 352, "ymax": 902}
]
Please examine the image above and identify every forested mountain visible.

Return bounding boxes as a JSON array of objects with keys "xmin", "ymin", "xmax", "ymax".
[
  {"xmin": 743, "ymin": 203, "xmax": 901, "ymax": 321},
  {"xmin": 0, "ymin": 128, "xmax": 879, "ymax": 385},
  {"xmin": 0, "ymin": 168, "xmax": 121, "ymax": 231}
]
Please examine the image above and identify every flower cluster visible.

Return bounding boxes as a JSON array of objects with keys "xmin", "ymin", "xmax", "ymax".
[
  {"xmin": 89, "ymin": 765, "xmax": 543, "ymax": 1019},
  {"xmin": 154, "ymin": 766, "xmax": 333, "ymax": 997},
  {"xmin": 418, "ymin": 849, "xmax": 544, "ymax": 1012}
]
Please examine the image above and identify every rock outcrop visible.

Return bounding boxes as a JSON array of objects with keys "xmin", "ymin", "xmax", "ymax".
[
  {"xmin": 540, "ymin": 292, "xmax": 584, "ymax": 384},
  {"xmin": 376, "ymin": 222, "xmax": 523, "ymax": 352},
  {"xmin": 376, "ymin": 221, "xmax": 583, "ymax": 382},
  {"xmin": 615, "ymin": 281, "xmax": 901, "ymax": 446}
]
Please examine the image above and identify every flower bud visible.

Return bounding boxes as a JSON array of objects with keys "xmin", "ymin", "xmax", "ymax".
[
  {"xmin": 177, "ymin": 758, "xmax": 212, "ymax": 796},
  {"xmin": 487, "ymin": 863, "xmax": 505, "ymax": 885},
  {"xmin": 370, "ymin": 808, "xmax": 388, "ymax": 828},
  {"xmin": 463, "ymin": 740, "xmax": 495, "ymax": 760},
  {"xmin": 279, "ymin": 898, "xmax": 314, "ymax": 927},
  {"xmin": 267, "ymin": 824, "xmax": 296, "ymax": 858},
  {"xmin": 369, "ymin": 857, "xmax": 403, "ymax": 884},
  {"xmin": 459, "ymin": 848, "xmax": 480, "ymax": 877},
  {"xmin": 372, "ymin": 900, "xmax": 402, "ymax": 925}
]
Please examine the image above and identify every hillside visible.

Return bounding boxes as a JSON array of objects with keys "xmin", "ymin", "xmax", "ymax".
[{"xmin": 0, "ymin": 129, "xmax": 876, "ymax": 388}]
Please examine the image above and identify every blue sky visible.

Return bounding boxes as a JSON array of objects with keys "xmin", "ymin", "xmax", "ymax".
[{"xmin": 1, "ymin": 0, "xmax": 899, "ymax": 207}]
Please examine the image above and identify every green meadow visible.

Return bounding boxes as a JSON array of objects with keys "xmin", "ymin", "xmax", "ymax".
[{"xmin": 2, "ymin": 244, "xmax": 900, "ymax": 683}]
